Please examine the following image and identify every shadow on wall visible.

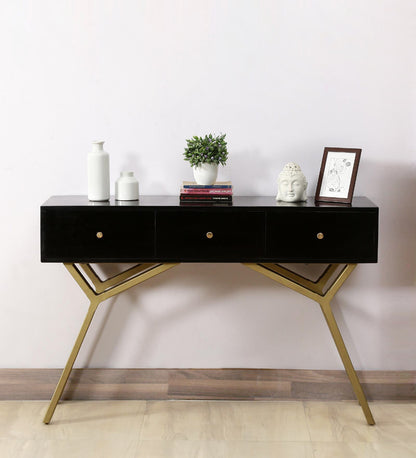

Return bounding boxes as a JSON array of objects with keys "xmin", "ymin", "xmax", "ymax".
[{"xmin": 364, "ymin": 159, "xmax": 416, "ymax": 287}]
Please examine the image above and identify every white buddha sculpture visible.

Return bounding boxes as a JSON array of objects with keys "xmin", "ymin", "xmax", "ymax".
[{"xmin": 276, "ymin": 162, "xmax": 308, "ymax": 202}]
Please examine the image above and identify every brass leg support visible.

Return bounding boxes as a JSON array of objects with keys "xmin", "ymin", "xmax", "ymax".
[
  {"xmin": 43, "ymin": 262, "xmax": 178, "ymax": 424},
  {"xmin": 43, "ymin": 299, "xmax": 99, "ymax": 424},
  {"xmin": 244, "ymin": 263, "xmax": 375, "ymax": 425}
]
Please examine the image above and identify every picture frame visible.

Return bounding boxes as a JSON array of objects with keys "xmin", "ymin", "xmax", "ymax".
[{"xmin": 315, "ymin": 147, "xmax": 361, "ymax": 204}]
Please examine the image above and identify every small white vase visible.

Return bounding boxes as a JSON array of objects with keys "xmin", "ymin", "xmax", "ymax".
[
  {"xmin": 115, "ymin": 171, "xmax": 139, "ymax": 201},
  {"xmin": 193, "ymin": 163, "xmax": 218, "ymax": 185}
]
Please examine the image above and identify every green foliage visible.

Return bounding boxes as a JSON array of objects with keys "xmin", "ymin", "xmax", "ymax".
[{"xmin": 183, "ymin": 133, "xmax": 228, "ymax": 167}]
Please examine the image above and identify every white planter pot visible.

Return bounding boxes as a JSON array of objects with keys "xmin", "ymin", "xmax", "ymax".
[{"xmin": 193, "ymin": 163, "xmax": 218, "ymax": 185}]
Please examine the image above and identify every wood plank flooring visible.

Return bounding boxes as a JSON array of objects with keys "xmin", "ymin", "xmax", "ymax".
[
  {"xmin": 1, "ymin": 369, "xmax": 415, "ymax": 401},
  {"xmin": 1, "ymin": 400, "xmax": 416, "ymax": 457}
]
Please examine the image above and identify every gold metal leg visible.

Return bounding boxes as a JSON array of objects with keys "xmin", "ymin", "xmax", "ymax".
[
  {"xmin": 319, "ymin": 298, "xmax": 374, "ymax": 425},
  {"xmin": 43, "ymin": 262, "xmax": 178, "ymax": 424},
  {"xmin": 43, "ymin": 299, "xmax": 99, "ymax": 424},
  {"xmin": 244, "ymin": 263, "xmax": 375, "ymax": 425}
]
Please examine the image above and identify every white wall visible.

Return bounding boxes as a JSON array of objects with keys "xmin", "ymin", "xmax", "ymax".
[{"xmin": 0, "ymin": 0, "xmax": 415, "ymax": 370}]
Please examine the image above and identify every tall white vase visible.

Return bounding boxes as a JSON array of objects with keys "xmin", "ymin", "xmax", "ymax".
[
  {"xmin": 88, "ymin": 141, "xmax": 110, "ymax": 201},
  {"xmin": 193, "ymin": 163, "xmax": 218, "ymax": 185}
]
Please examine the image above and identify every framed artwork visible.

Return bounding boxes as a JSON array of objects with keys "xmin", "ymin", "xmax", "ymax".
[{"xmin": 315, "ymin": 147, "xmax": 361, "ymax": 204}]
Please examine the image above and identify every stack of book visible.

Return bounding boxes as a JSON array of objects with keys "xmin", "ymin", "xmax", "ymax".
[{"xmin": 180, "ymin": 181, "xmax": 233, "ymax": 204}]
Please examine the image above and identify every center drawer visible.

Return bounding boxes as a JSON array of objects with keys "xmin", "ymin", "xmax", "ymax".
[{"xmin": 156, "ymin": 210, "xmax": 265, "ymax": 261}]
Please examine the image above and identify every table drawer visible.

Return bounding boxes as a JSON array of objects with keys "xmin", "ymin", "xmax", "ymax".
[
  {"xmin": 41, "ymin": 208, "xmax": 155, "ymax": 262},
  {"xmin": 156, "ymin": 210, "xmax": 265, "ymax": 261},
  {"xmin": 267, "ymin": 210, "xmax": 378, "ymax": 262}
]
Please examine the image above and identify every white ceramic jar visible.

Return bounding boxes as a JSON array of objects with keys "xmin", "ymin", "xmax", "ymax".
[
  {"xmin": 193, "ymin": 163, "xmax": 218, "ymax": 185},
  {"xmin": 115, "ymin": 171, "xmax": 139, "ymax": 201},
  {"xmin": 88, "ymin": 141, "xmax": 110, "ymax": 201}
]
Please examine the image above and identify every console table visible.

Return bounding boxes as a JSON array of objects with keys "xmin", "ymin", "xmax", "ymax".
[{"xmin": 41, "ymin": 195, "xmax": 378, "ymax": 425}]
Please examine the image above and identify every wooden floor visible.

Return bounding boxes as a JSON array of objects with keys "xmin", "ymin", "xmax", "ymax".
[{"xmin": 1, "ymin": 400, "xmax": 416, "ymax": 457}]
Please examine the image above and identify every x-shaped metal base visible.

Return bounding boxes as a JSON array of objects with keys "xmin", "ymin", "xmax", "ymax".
[
  {"xmin": 43, "ymin": 262, "xmax": 178, "ymax": 424},
  {"xmin": 43, "ymin": 262, "xmax": 374, "ymax": 425},
  {"xmin": 245, "ymin": 262, "xmax": 374, "ymax": 425}
]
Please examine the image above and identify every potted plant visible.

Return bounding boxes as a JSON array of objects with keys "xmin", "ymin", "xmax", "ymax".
[{"xmin": 183, "ymin": 133, "xmax": 228, "ymax": 185}]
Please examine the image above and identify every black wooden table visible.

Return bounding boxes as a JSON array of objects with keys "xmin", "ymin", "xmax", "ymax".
[{"xmin": 41, "ymin": 195, "xmax": 378, "ymax": 425}]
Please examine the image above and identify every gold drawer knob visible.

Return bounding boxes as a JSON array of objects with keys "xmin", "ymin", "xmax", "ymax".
[
  {"xmin": 96, "ymin": 231, "xmax": 104, "ymax": 239},
  {"xmin": 317, "ymin": 232, "xmax": 324, "ymax": 240},
  {"xmin": 206, "ymin": 231, "xmax": 214, "ymax": 239}
]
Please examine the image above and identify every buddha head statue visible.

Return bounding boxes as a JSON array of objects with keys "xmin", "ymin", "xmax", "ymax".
[{"xmin": 276, "ymin": 162, "xmax": 308, "ymax": 202}]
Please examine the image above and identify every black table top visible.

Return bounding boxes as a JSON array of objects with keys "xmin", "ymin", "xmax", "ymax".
[{"xmin": 42, "ymin": 195, "xmax": 377, "ymax": 209}]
